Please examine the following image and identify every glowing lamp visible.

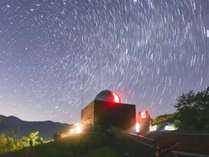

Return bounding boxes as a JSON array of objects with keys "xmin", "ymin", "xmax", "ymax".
[
  {"xmin": 112, "ymin": 92, "xmax": 120, "ymax": 103},
  {"xmin": 135, "ymin": 122, "xmax": 140, "ymax": 133},
  {"xmin": 164, "ymin": 124, "xmax": 177, "ymax": 131},
  {"xmin": 69, "ymin": 123, "xmax": 83, "ymax": 135},
  {"xmin": 141, "ymin": 111, "xmax": 147, "ymax": 119}
]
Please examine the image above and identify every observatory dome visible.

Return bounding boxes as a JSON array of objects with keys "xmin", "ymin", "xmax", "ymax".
[{"xmin": 95, "ymin": 90, "xmax": 120, "ymax": 103}]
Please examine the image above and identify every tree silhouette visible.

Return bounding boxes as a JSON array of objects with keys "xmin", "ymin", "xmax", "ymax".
[{"xmin": 174, "ymin": 87, "xmax": 209, "ymax": 131}]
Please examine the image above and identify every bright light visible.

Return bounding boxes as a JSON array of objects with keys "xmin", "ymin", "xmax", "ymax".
[
  {"xmin": 69, "ymin": 128, "xmax": 75, "ymax": 134},
  {"xmin": 207, "ymin": 29, "xmax": 209, "ymax": 38},
  {"xmin": 74, "ymin": 125, "xmax": 82, "ymax": 134},
  {"xmin": 149, "ymin": 125, "xmax": 157, "ymax": 132},
  {"xmin": 164, "ymin": 124, "xmax": 177, "ymax": 131},
  {"xmin": 141, "ymin": 111, "xmax": 147, "ymax": 119},
  {"xmin": 60, "ymin": 123, "xmax": 84, "ymax": 138},
  {"xmin": 112, "ymin": 92, "xmax": 120, "ymax": 103},
  {"xmin": 69, "ymin": 123, "xmax": 83, "ymax": 135},
  {"xmin": 74, "ymin": 122, "xmax": 80, "ymax": 126},
  {"xmin": 135, "ymin": 122, "xmax": 140, "ymax": 133}
]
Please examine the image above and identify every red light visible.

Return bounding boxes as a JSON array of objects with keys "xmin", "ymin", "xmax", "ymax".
[
  {"xmin": 112, "ymin": 92, "xmax": 120, "ymax": 103},
  {"xmin": 141, "ymin": 111, "xmax": 147, "ymax": 119}
]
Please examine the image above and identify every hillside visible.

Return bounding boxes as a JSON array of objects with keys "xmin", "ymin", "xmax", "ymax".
[
  {"xmin": 0, "ymin": 115, "xmax": 71, "ymax": 140},
  {"xmin": 0, "ymin": 128, "xmax": 154, "ymax": 157}
]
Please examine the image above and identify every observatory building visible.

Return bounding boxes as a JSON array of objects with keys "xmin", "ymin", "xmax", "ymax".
[{"xmin": 81, "ymin": 90, "xmax": 136, "ymax": 129}]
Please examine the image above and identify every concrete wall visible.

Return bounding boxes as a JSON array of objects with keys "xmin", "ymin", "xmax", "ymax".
[
  {"xmin": 81, "ymin": 101, "xmax": 94, "ymax": 126},
  {"xmin": 81, "ymin": 100, "xmax": 136, "ymax": 129}
]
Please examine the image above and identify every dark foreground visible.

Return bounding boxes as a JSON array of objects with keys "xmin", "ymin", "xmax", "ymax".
[
  {"xmin": 0, "ymin": 129, "xmax": 154, "ymax": 157},
  {"xmin": 1, "ymin": 129, "xmax": 209, "ymax": 157},
  {"xmin": 128, "ymin": 131, "xmax": 209, "ymax": 157},
  {"xmin": 147, "ymin": 131, "xmax": 209, "ymax": 155}
]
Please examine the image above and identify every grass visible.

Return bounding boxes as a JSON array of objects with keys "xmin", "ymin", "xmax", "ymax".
[
  {"xmin": 0, "ymin": 128, "xmax": 155, "ymax": 157},
  {"xmin": 86, "ymin": 146, "xmax": 118, "ymax": 157},
  {"xmin": 112, "ymin": 129, "xmax": 154, "ymax": 157}
]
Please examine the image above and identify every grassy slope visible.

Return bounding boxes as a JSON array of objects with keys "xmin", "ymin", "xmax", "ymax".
[{"xmin": 0, "ymin": 129, "xmax": 154, "ymax": 157}]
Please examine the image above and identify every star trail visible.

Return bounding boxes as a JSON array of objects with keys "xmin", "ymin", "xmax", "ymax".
[{"xmin": 0, "ymin": 0, "xmax": 208, "ymax": 123}]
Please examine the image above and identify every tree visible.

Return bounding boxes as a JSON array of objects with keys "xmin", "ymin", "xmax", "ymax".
[
  {"xmin": 0, "ymin": 133, "xmax": 22, "ymax": 153},
  {"xmin": 174, "ymin": 87, "xmax": 209, "ymax": 131},
  {"xmin": 152, "ymin": 113, "xmax": 176, "ymax": 125},
  {"xmin": 0, "ymin": 131, "xmax": 44, "ymax": 154},
  {"xmin": 22, "ymin": 131, "xmax": 43, "ymax": 147}
]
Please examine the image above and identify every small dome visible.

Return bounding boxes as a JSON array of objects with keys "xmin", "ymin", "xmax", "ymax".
[{"xmin": 95, "ymin": 90, "xmax": 120, "ymax": 103}]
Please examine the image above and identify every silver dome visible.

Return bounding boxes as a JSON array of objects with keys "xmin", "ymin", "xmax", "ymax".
[{"xmin": 95, "ymin": 90, "xmax": 120, "ymax": 103}]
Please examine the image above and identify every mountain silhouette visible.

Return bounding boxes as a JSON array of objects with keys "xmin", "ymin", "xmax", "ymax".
[{"xmin": 0, "ymin": 115, "xmax": 71, "ymax": 139}]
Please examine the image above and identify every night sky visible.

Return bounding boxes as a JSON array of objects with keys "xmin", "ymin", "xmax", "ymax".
[{"xmin": 0, "ymin": 0, "xmax": 209, "ymax": 123}]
